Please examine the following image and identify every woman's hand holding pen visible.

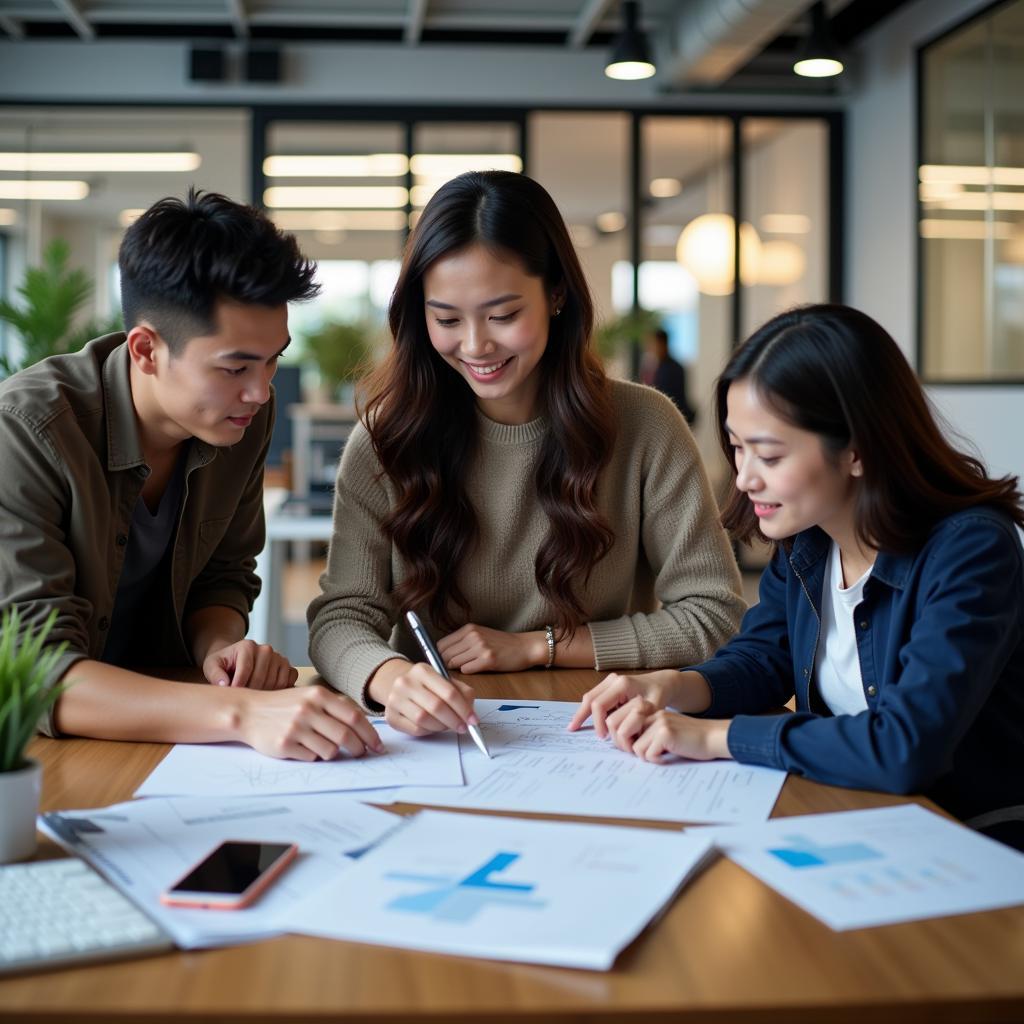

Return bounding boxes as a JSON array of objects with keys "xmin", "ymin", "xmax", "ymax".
[
  {"xmin": 437, "ymin": 623, "xmax": 547, "ymax": 673},
  {"xmin": 370, "ymin": 660, "xmax": 480, "ymax": 738}
]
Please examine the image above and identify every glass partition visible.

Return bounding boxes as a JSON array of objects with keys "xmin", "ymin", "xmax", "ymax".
[{"xmin": 919, "ymin": 0, "xmax": 1024, "ymax": 381}]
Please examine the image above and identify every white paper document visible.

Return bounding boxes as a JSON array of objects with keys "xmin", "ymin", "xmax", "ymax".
[
  {"xmin": 39, "ymin": 794, "xmax": 402, "ymax": 949},
  {"xmin": 134, "ymin": 722, "xmax": 462, "ymax": 798},
  {"xmin": 381, "ymin": 700, "xmax": 786, "ymax": 823},
  {"xmin": 703, "ymin": 803, "xmax": 1024, "ymax": 930},
  {"xmin": 282, "ymin": 809, "xmax": 715, "ymax": 970}
]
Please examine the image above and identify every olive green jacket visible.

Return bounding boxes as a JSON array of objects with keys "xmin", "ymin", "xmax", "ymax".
[{"xmin": 0, "ymin": 334, "xmax": 272, "ymax": 736}]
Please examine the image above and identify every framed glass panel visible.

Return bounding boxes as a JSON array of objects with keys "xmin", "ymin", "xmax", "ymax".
[
  {"xmin": 741, "ymin": 118, "xmax": 830, "ymax": 339},
  {"xmin": 919, "ymin": 0, "xmax": 1024, "ymax": 381}
]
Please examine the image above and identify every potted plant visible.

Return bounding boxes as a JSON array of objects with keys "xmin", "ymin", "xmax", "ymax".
[
  {"xmin": 302, "ymin": 320, "xmax": 372, "ymax": 403},
  {"xmin": 0, "ymin": 239, "xmax": 122, "ymax": 377},
  {"xmin": 0, "ymin": 608, "xmax": 68, "ymax": 863},
  {"xmin": 594, "ymin": 307, "xmax": 662, "ymax": 367}
]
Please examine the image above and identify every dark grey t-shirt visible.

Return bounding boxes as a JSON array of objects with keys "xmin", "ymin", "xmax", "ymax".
[{"xmin": 102, "ymin": 452, "xmax": 187, "ymax": 665}]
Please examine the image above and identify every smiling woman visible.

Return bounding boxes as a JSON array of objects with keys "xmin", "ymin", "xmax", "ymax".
[
  {"xmin": 570, "ymin": 304, "xmax": 1024, "ymax": 851},
  {"xmin": 307, "ymin": 170, "xmax": 746, "ymax": 740}
]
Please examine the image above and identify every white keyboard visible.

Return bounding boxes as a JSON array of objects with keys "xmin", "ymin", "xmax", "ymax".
[{"xmin": 0, "ymin": 858, "xmax": 174, "ymax": 975}]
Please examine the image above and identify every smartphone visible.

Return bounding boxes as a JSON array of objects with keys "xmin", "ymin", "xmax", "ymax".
[{"xmin": 160, "ymin": 840, "xmax": 298, "ymax": 910}]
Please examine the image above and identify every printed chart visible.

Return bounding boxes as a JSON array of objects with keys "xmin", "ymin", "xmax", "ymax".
[
  {"xmin": 705, "ymin": 804, "xmax": 1024, "ymax": 930},
  {"xmin": 282, "ymin": 809, "xmax": 715, "ymax": 970},
  {"xmin": 383, "ymin": 700, "xmax": 786, "ymax": 823}
]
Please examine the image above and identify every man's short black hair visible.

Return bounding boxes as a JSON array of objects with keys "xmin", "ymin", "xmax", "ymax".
[{"xmin": 118, "ymin": 188, "xmax": 319, "ymax": 354}]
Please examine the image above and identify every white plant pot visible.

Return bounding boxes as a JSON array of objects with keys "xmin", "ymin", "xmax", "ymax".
[{"xmin": 0, "ymin": 758, "xmax": 42, "ymax": 863}]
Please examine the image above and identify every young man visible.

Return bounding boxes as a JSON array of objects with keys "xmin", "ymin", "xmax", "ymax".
[{"xmin": 0, "ymin": 190, "xmax": 381, "ymax": 762}]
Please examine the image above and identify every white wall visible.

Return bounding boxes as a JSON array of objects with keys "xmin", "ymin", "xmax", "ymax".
[
  {"xmin": 0, "ymin": 39, "xmax": 839, "ymax": 112},
  {"xmin": 845, "ymin": 0, "xmax": 1024, "ymax": 483}
]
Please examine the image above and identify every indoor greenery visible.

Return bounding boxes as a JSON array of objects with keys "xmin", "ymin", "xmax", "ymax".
[
  {"xmin": 303, "ymin": 319, "xmax": 373, "ymax": 396},
  {"xmin": 594, "ymin": 307, "xmax": 662, "ymax": 363},
  {"xmin": 0, "ymin": 239, "xmax": 121, "ymax": 377},
  {"xmin": 0, "ymin": 608, "xmax": 67, "ymax": 774}
]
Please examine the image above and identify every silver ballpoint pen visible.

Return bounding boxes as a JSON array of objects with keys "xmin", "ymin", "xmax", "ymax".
[{"xmin": 404, "ymin": 610, "xmax": 492, "ymax": 759}]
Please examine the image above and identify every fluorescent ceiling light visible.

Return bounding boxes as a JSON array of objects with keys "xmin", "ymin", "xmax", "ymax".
[
  {"xmin": 410, "ymin": 184, "xmax": 437, "ymax": 208},
  {"xmin": 0, "ymin": 180, "xmax": 89, "ymax": 200},
  {"xmin": 263, "ymin": 186, "xmax": 409, "ymax": 208},
  {"xmin": 119, "ymin": 208, "xmax": 145, "ymax": 227},
  {"xmin": 263, "ymin": 153, "xmax": 408, "ymax": 177},
  {"xmin": 409, "ymin": 154, "xmax": 522, "ymax": 177},
  {"xmin": 649, "ymin": 178, "xmax": 681, "ymax": 198},
  {"xmin": 919, "ymin": 181, "xmax": 965, "ymax": 202},
  {"xmin": 928, "ymin": 193, "xmax": 1024, "ymax": 212},
  {"xmin": 270, "ymin": 210, "xmax": 406, "ymax": 231},
  {"xmin": 0, "ymin": 152, "xmax": 200, "ymax": 172},
  {"xmin": 760, "ymin": 213, "xmax": 811, "ymax": 234},
  {"xmin": 919, "ymin": 164, "xmax": 1024, "ymax": 187},
  {"xmin": 0, "ymin": 208, "xmax": 17, "ymax": 226},
  {"xmin": 919, "ymin": 219, "xmax": 1014, "ymax": 240}
]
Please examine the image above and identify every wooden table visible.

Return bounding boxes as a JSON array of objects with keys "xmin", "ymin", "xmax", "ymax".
[{"xmin": 4, "ymin": 669, "xmax": 1024, "ymax": 1023}]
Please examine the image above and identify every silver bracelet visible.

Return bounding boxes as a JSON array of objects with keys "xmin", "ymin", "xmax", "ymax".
[{"xmin": 544, "ymin": 624, "xmax": 556, "ymax": 669}]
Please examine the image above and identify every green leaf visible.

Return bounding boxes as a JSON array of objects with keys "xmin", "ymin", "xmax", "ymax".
[
  {"xmin": 0, "ymin": 239, "xmax": 97, "ymax": 374},
  {"xmin": 0, "ymin": 608, "xmax": 70, "ymax": 773}
]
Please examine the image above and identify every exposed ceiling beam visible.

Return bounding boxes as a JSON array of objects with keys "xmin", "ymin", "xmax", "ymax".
[
  {"xmin": 405, "ymin": 0, "xmax": 428, "ymax": 44},
  {"xmin": 568, "ymin": 0, "xmax": 615, "ymax": 48},
  {"xmin": 0, "ymin": 14, "xmax": 25, "ymax": 39},
  {"xmin": 227, "ymin": 0, "xmax": 249, "ymax": 38},
  {"xmin": 664, "ymin": 0, "xmax": 806, "ymax": 86},
  {"xmin": 52, "ymin": 0, "xmax": 95, "ymax": 39}
]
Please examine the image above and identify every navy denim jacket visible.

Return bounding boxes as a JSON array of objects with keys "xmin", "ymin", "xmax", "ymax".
[{"xmin": 692, "ymin": 507, "xmax": 1024, "ymax": 826}]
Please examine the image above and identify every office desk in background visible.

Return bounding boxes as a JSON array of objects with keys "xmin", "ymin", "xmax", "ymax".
[{"xmin": 7, "ymin": 669, "xmax": 1024, "ymax": 1024}]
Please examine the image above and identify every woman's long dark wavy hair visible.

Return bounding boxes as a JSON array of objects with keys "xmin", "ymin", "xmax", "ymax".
[
  {"xmin": 716, "ymin": 303, "xmax": 1024, "ymax": 550},
  {"xmin": 361, "ymin": 170, "xmax": 616, "ymax": 633}
]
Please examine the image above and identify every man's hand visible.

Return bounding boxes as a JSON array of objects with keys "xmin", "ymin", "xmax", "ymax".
[
  {"xmin": 235, "ymin": 686, "xmax": 384, "ymax": 761},
  {"xmin": 202, "ymin": 639, "xmax": 298, "ymax": 691}
]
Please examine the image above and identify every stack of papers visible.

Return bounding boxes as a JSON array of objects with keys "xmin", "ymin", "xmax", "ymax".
[
  {"xmin": 281, "ymin": 809, "xmax": 715, "ymax": 970},
  {"xmin": 378, "ymin": 700, "xmax": 787, "ymax": 824},
  {"xmin": 135, "ymin": 722, "xmax": 463, "ymax": 798},
  {"xmin": 134, "ymin": 700, "xmax": 786, "ymax": 825},
  {"xmin": 39, "ymin": 794, "xmax": 400, "ymax": 949},
  {"xmin": 703, "ymin": 804, "xmax": 1024, "ymax": 930}
]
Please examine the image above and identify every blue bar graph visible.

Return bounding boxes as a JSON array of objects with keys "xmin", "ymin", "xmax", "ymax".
[{"xmin": 767, "ymin": 834, "xmax": 884, "ymax": 869}]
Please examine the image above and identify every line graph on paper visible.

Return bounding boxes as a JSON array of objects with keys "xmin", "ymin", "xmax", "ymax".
[
  {"xmin": 476, "ymin": 700, "xmax": 613, "ymax": 756},
  {"xmin": 134, "ymin": 729, "xmax": 463, "ymax": 799}
]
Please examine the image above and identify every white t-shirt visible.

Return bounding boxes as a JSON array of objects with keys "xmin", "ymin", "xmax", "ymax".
[{"xmin": 814, "ymin": 541, "xmax": 873, "ymax": 717}]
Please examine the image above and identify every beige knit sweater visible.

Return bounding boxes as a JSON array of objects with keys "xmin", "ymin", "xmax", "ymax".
[{"xmin": 307, "ymin": 378, "xmax": 745, "ymax": 710}]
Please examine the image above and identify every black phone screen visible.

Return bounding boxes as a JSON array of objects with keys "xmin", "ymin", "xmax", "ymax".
[{"xmin": 170, "ymin": 841, "xmax": 293, "ymax": 895}]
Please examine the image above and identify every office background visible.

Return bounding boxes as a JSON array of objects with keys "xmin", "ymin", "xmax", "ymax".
[{"xmin": 0, "ymin": 0, "xmax": 1020, "ymax": 488}]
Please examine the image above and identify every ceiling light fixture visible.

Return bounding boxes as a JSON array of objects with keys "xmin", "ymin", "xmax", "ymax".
[
  {"xmin": 793, "ymin": 2, "xmax": 844, "ymax": 79},
  {"xmin": 0, "ymin": 180, "xmax": 89, "ymax": 200},
  {"xmin": 605, "ymin": 1, "xmax": 656, "ymax": 81},
  {"xmin": 263, "ymin": 154, "xmax": 409, "ymax": 177},
  {"xmin": 0, "ymin": 152, "xmax": 200, "ymax": 172},
  {"xmin": 262, "ymin": 186, "xmax": 409, "ymax": 209}
]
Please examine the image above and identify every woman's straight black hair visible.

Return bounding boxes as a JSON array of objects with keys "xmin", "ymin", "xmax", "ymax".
[{"xmin": 716, "ymin": 303, "xmax": 1024, "ymax": 549}]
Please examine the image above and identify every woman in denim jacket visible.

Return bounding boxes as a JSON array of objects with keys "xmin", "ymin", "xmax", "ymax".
[{"xmin": 571, "ymin": 304, "xmax": 1024, "ymax": 849}]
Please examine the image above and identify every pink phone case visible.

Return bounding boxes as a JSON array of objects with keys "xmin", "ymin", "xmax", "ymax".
[{"xmin": 160, "ymin": 842, "xmax": 298, "ymax": 910}]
